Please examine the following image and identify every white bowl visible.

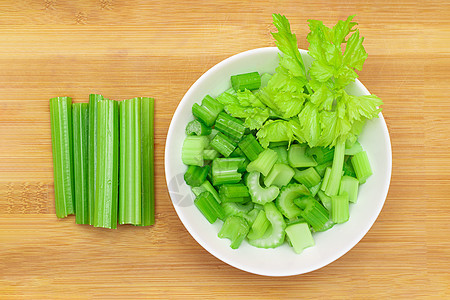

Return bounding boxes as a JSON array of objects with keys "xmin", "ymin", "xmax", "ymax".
[{"xmin": 165, "ymin": 47, "xmax": 392, "ymax": 276}]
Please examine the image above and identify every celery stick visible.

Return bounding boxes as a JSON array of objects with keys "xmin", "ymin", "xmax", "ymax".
[
  {"xmin": 140, "ymin": 97, "xmax": 155, "ymax": 226},
  {"xmin": 247, "ymin": 202, "xmax": 286, "ymax": 248},
  {"xmin": 221, "ymin": 202, "xmax": 254, "ymax": 218},
  {"xmin": 218, "ymin": 216, "xmax": 250, "ymax": 249},
  {"xmin": 246, "ymin": 171, "xmax": 280, "ymax": 205},
  {"xmin": 339, "ymin": 175, "xmax": 359, "ymax": 203},
  {"xmin": 119, "ymin": 98, "xmax": 141, "ymax": 225},
  {"xmin": 184, "ymin": 165, "xmax": 210, "ymax": 187},
  {"xmin": 246, "ymin": 148, "xmax": 278, "ymax": 176},
  {"xmin": 351, "ymin": 151, "xmax": 373, "ymax": 184},
  {"xmin": 94, "ymin": 99, "xmax": 119, "ymax": 229},
  {"xmin": 72, "ymin": 103, "xmax": 89, "ymax": 224},
  {"xmin": 325, "ymin": 140, "xmax": 346, "ymax": 196},
  {"xmin": 264, "ymin": 163, "xmax": 295, "ymax": 188},
  {"xmin": 88, "ymin": 94, "xmax": 103, "ymax": 225},
  {"xmin": 276, "ymin": 183, "xmax": 310, "ymax": 219},
  {"xmin": 247, "ymin": 210, "xmax": 270, "ymax": 240},
  {"xmin": 287, "ymin": 144, "xmax": 317, "ymax": 168},
  {"xmin": 231, "ymin": 72, "xmax": 261, "ymax": 92},
  {"xmin": 238, "ymin": 134, "xmax": 264, "ymax": 161},
  {"xmin": 285, "ymin": 223, "xmax": 315, "ymax": 254},
  {"xmin": 185, "ymin": 119, "xmax": 211, "ymax": 136},
  {"xmin": 293, "ymin": 167, "xmax": 321, "ymax": 188},
  {"xmin": 331, "ymin": 193, "xmax": 349, "ymax": 224},
  {"xmin": 295, "ymin": 196, "xmax": 329, "ymax": 231},
  {"xmin": 181, "ymin": 136, "xmax": 209, "ymax": 166},
  {"xmin": 50, "ymin": 97, "xmax": 75, "ymax": 218}
]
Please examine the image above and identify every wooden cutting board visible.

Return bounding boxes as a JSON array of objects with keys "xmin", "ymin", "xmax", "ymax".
[{"xmin": 0, "ymin": 1, "xmax": 448, "ymax": 298}]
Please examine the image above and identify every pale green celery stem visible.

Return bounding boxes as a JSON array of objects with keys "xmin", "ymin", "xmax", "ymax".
[{"xmin": 325, "ymin": 139, "xmax": 346, "ymax": 196}]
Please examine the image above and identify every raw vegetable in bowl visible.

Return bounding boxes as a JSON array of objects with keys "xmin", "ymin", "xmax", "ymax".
[{"xmin": 181, "ymin": 14, "xmax": 382, "ymax": 254}]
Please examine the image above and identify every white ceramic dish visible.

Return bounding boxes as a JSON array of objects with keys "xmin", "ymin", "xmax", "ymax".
[{"xmin": 165, "ymin": 47, "xmax": 392, "ymax": 276}]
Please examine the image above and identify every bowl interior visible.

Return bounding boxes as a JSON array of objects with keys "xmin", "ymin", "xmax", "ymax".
[{"xmin": 165, "ymin": 47, "xmax": 392, "ymax": 276}]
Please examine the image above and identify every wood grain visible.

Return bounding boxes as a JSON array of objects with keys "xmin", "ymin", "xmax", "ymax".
[{"xmin": 0, "ymin": 0, "xmax": 449, "ymax": 298}]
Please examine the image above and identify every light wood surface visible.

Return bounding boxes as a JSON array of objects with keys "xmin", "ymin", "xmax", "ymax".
[{"xmin": 0, "ymin": 1, "xmax": 449, "ymax": 298}]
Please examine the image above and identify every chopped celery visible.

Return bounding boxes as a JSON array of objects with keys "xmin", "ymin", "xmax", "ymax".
[
  {"xmin": 195, "ymin": 191, "xmax": 225, "ymax": 223},
  {"xmin": 94, "ymin": 99, "xmax": 119, "ymax": 229},
  {"xmin": 214, "ymin": 112, "xmax": 246, "ymax": 143},
  {"xmin": 308, "ymin": 182, "xmax": 321, "ymax": 197},
  {"xmin": 192, "ymin": 186, "xmax": 206, "ymax": 197},
  {"xmin": 285, "ymin": 216, "xmax": 306, "ymax": 226},
  {"xmin": 287, "ymin": 144, "xmax": 317, "ymax": 168},
  {"xmin": 221, "ymin": 202, "xmax": 254, "ymax": 218},
  {"xmin": 50, "ymin": 96, "xmax": 75, "ymax": 218},
  {"xmin": 192, "ymin": 95, "xmax": 224, "ymax": 126},
  {"xmin": 320, "ymin": 167, "xmax": 332, "ymax": 192},
  {"xmin": 264, "ymin": 163, "xmax": 295, "ymax": 188},
  {"xmin": 230, "ymin": 147, "xmax": 245, "ymax": 158},
  {"xmin": 276, "ymin": 183, "xmax": 310, "ymax": 219},
  {"xmin": 339, "ymin": 175, "xmax": 359, "ymax": 203},
  {"xmin": 331, "ymin": 193, "xmax": 349, "ymax": 223},
  {"xmin": 317, "ymin": 190, "xmax": 332, "ymax": 211},
  {"xmin": 219, "ymin": 184, "xmax": 250, "ymax": 198},
  {"xmin": 119, "ymin": 98, "xmax": 141, "ymax": 225},
  {"xmin": 220, "ymin": 197, "xmax": 248, "ymax": 203},
  {"xmin": 246, "ymin": 148, "xmax": 278, "ymax": 176},
  {"xmin": 325, "ymin": 140, "xmax": 345, "ymax": 196},
  {"xmin": 260, "ymin": 72, "xmax": 272, "ymax": 88},
  {"xmin": 306, "ymin": 147, "xmax": 334, "ymax": 165},
  {"xmin": 88, "ymin": 94, "xmax": 103, "ymax": 224},
  {"xmin": 315, "ymin": 160, "xmax": 333, "ymax": 177},
  {"xmin": 185, "ymin": 119, "xmax": 212, "ymax": 136},
  {"xmin": 72, "ymin": 103, "xmax": 89, "ymax": 224},
  {"xmin": 200, "ymin": 180, "xmax": 221, "ymax": 204},
  {"xmin": 343, "ymin": 156, "xmax": 357, "ymax": 178},
  {"xmin": 351, "ymin": 151, "xmax": 373, "ymax": 184},
  {"xmin": 238, "ymin": 134, "xmax": 264, "ymax": 161},
  {"xmin": 294, "ymin": 196, "xmax": 329, "ymax": 231},
  {"xmin": 203, "ymin": 149, "xmax": 219, "ymax": 161},
  {"xmin": 293, "ymin": 167, "xmax": 321, "ymax": 188},
  {"xmin": 247, "ymin": 210, "xmax": 270, "ymax": 240},
  {"xmin": 218, "ymin": 216, "xmax": 250, "ymax": 249},
  {"xmin": 247, "ymin": 202, "xmax": 286, "ymax": 248},
  {"xmin": 246, "ymin": 171, "xmax": 280, "ymax": 205},
  {"xmin": 210, "ymin": 132, "xmax": 236, "ymax": 157},
  {"xmin": 231, "ymin": 72, "xmax": 261, "ymax": 92},
  {"xmin": 181, "ymin": 136, "xmax": 209, "ymax": 166},
  {"xmin": 270, "ymin": 146, "xmax": 289, "ymax": 165},
  {"xmin": 216, "ymin": 91, "xmax": 239, "ymax": 106},
  {"xmin": 211, "ymin": 158, "xmax": 244, "ymax": 186},
  {"xmin": 314, "ymin": 218, "xmax": 335, "ymax": 232},
  {"xmin": 344, "ymin": 141, "xmax": 363, "ymax": 155},
  {"xmin": 184, "ymin": 165, "xmax": 210, "ymax": 187},
  {"xmin": 285, "ymin": 223, "xmax": 315, "ymax": 254}
]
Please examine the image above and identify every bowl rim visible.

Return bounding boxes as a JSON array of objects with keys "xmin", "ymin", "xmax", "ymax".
[{"xmin": 165, "ymin": 47, "xmax": 392, "ymax": 276}]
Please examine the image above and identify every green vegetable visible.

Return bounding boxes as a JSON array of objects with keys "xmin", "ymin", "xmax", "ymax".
[
  {"xmin": 210, "ymin": 132, "xmax": 236, "ymax": 157},
  {"xmin": 214, "ymin": 112, "xmax": 246, "ymax": 143},
  {"xmin": 50, "ymin": 96, "xmax": 75, "ymax": 218},
  {"xmin": 231, "ymin": 72, "xmax": 261, "ymax": 92},
  {"xmin": 185, "ymin": 119, "xmax": 212, "ymax": 136},
  {"xmin": 219, "ymin": 184, "xmax": 250, "ymax": 199},
  {"xmin": 331, "ymin": 193, "xmax": 349, "ymax": 223},
  {"xmin": 276, "ymin": 183, "xmax": 310, "ymax": 219},
  {"xmin": 72, "ymin": 103, "xmax": 89, "ymax": 224},
  {"xmin": 181, "ymin": 136, "xmax": 209, "ymax": 166},
  {"xmin": 294, "ymin": 196, "xmax": 329, "ymax": 231},
  {"xmin": 218, "ymin": 216, "xmax": 250, "ymax": 249},
  {"xmin": 221, "ymin": 202, "xmax": 254, "ymax": 218},
  {"xmin": 238, "ymin": 134, "xmax": 264, "ymax": 161},
  {"xmin": 247, "ymin": 210, "xmax": 270, "ymax": 240},
  {"xmin": 246, "ymin": 148, "xmax": 278, "ymax": 177},
  {"xmin": 94, "ymin": 99, "xmax": 119, "ymax": 229},
  {"xmin": 247, "ymin": 202, "xmax": 286, "ymax": 248},
  {"xmin": 293, "ymin": 167, "xmax": 321, "ymax": 188},
  {"xmin": 270, "ymin": 146, "xmax": 289, "ymax": 165},
  {"xmin": 195, "ymin": 191, "xmax": 226, "ymax": 224},
  {"xmin": 351, "ymin": 150, "xmax": 373, "ymax": 184},
  {"xmin": 324, "ymin": 139, "xmax": 346, "ymax": 196},
  {"xmin": 287, "ymin": 144, "xmax": 317, "ymax": 168},
  {"xmin": 285, "ymin": 223, "xmax": 315, "ymax": 254},
  {"xmin": 88, "ymin": 94, "xmax": 103, "ymax": 224},
  {"xmin": 264, "ymin": 163, "xmax": 295, "ymax": 188},
  {"xmin": 211, "ymin": 158, "xmax": 243, "ymax": 186},
  {"xmin": 192, "ymin": 180, "xmax": 221, "ymax": 204},
  {"xmin": 192, "ymin": 95, "xmax": 224, "ymax": 126},
  {"xmin": 339, "ymin": 175, "xmax": 359, "ymax": 203},
  {"xmin": 246, "ymin": 172, "xmax": 280, "ymax": 205},
  {"xmin": 184, "ymin": 165, "xmax": 210, "ymax": 187}
]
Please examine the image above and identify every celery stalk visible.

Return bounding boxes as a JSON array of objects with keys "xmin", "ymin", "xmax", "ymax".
[
  {"xmin": 88, "ymin": 94, "xmax": 103, "ymax": 225},
  {"xmin": 50, "ymin": 96, "xmax": 75, "ymax": 218},
  {"xmin": 94, "ymin": 99, "xmax": 119, "ymax": 229},
  {"xmin": 72, "ymin": 103, "xmax": 89, "ymax": 224}
]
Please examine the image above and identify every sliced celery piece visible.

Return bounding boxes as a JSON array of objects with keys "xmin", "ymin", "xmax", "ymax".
[
  {"xmin": 285, "ymin": 223, "xmax": 315, "ymax": 254},
  {"xmin": 270, "ymin": 146, "xmax": 289, "ymax": 165},
  {"xmin": 247, "ymin": 210, "xmax": 270, "ymax": 240},
  {"xmin": 49, "ymin": 96, "xmax": 75, "ymax": 218},
  {"xmin": 119, "ymin": 98, "xmax": 141, "ymax": 225},
  {"xmin": 315, "ymin": 160, "xmax": 333, "ymax": 177},
  {"xmin": 192, "ymin": 95, "xmax": 224, "ymax": 126},
  {"xmin": 94, "ymin": 99, "xmax": 119, "ymax": 229},
  {"xmin": 211, "ymin": 158, "xmax": 243, "ymax": 186},
  {"xmin": 219, "ymin": 184, "xmax": 250, "ymax": 198},
  {"xmin": 195, "ymin": 191, "xmax": 225, "ymax": 223},
  {"xmin": 181, "ymin": 136, "xmax": 209, "ymax": 166},
  {"xmin": 351, "ymin": 151, "xmax": 373, "ymax": 184},
  {"xmin": 218, "ymin": 216, "xmax": 250, "ymax": 249},
  {"xmin": 221, "ymin": 202, "xmax": 254, "ymax": 218},
  {"xmin": 246, "ymin": 171, "xmax": 280, "ymax": 205},
  {"xmin": 264, "ymin": 163, "xmax": 295, "ymax": 188},
  {"xmin": 210, "ymin": 132, "xmax": 236, "ymax": 157},
  {"xmin": 308, "ymin": 182, "xmax": 321, "ymax": 197},
  {"xmin": 293, "ymin": 167, "xmax": 321, "ymax": 188},
  {"xmin": 276, "ymin": 183, "xmax": 310, "ymax": 219},
  {"xmin": 184, "ymin": 165, "xmax": 210, "ymax": 187},
  {"xmin": 214, "ymin": 112, "xmax": 246, "ymax": 143},
  {"xmin": 185, "ymin": 119, "xmax": 212, "ymax": 136},
  {"xmin": 331, "ymin": 193, "xmax": 349, "ymax": 224},
  {"xmin": 343, "ymin": 156, "xmax": 357, "ymax": 178},
  {"xmin": 287, "ymin": 144, "xmax": 317, "ymax": 168},
  {"xmin": 339, "ymin": 175, "xmax": 359, "ymax": 203},
  {"xmin": 317, "ymin": 190, "xmax": 332, "ymax": 211},
  {"xmin": 247, "ymin": 202, "xmax": 286, "ymax": 248},
  {"xmin": 203, "ymin": 149, "xmax": 219, "ymax": 161},
  {"xmin": 325, "ymin": 140, "xmax": 345, "ymax": 196},
  {"xmin": 320, "ymin": 167, "xmax": 332, "ymax": 192},
  {"xmin": 246, "ymin": 148, "xmax": 278, "ymax": 176},
  {"xmin": 72, "ymin": 103, "xmax": 89, "ymax": 224},
  {"xmin": 306, "ymin": 146, "xmax": 334, "ymax": 164},
  {"xmin": 295, "ymin": 196, "xmax": 329, "ymax": 231},
  {"xmin": 238, "ymin": 134, "xmax": 264, "ymax": 161},
  {"xmin": 88, "ymin": 94, "xmax": 103, "ymax": 224},
  {"xmin": 344, "ymin": 140, "xmax": 363, "ymax": 155},
  {"xmin": 231, "ymin": 72, "xmax": 261, "ymax": 92}
]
